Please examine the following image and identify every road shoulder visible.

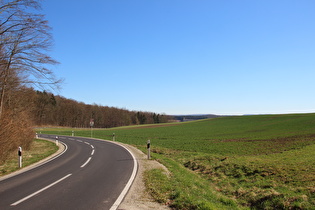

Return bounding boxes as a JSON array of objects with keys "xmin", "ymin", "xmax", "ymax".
[{"xmin": 117, "ymin": 143, "xmax": 170, "ymax": 210}]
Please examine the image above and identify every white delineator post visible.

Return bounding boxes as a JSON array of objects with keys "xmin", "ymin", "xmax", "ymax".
[
  {"xmin": 18, "ymin": 146, "xmax": 22, "ymax": 168},
  {"xmin": 55, "ymin": 136, "xmax": 59, "ymax": 146},
  {"xmin": 147, "ymin": 140, "xmax": 151, "ymax": 160}
]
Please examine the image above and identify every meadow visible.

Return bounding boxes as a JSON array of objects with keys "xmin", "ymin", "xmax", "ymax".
[{"xmin": 39, "ymin": 113, "xmax": 315, "ymax": 209}]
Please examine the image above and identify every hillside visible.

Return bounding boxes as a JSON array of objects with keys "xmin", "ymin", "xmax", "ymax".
[{"xmin": 41, "ymin": 113, "xmax": 315, "ymax": 209}]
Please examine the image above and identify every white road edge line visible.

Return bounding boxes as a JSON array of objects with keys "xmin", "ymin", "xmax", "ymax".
[
  {"xmin": 91, "ymin": 150, "xmax": 95, "ymax": 156},
  {"xmin": 80, "ymin": 157, "xmax": 92, "ymax": 168},
  {"xmin": 11, "ymin": 173, "xmax": 72, "ymax": 206},
  {"xmin": 109, "ymin": 144, "xmax": 138, "ymax": 210}
]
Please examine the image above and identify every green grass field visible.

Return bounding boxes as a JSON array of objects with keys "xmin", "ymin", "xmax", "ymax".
[{"xmin": 39, "ymin": 113, "xmax": 315, "ymax": 209}]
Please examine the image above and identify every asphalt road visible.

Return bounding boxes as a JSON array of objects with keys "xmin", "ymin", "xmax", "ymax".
[{"xmin": 0, "ymin": 135, "xmax": 137, "ymax": 210}]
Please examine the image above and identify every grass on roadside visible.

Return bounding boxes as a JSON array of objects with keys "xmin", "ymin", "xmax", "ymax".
[
  {"xmin": 0, "ymin": 139, "xmax": 58, "ymax": 176},
  {"xmin": 144, "ymin": 153, "xmax": 241, "ymax": 209}
]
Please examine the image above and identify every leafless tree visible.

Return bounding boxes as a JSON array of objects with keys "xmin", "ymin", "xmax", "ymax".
[{"xmin": 0, "ymin": 0, "xmax": 60, "ymax": 119}]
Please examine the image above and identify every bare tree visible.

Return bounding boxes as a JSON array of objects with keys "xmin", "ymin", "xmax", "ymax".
[{"xmin": 0, "ymin": 0, "xmax": 60, "ymax": 119}]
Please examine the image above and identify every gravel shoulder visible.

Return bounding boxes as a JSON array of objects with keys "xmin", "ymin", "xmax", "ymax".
[{"xmin": 118, "ymin": 143, "xmax": 170, "ymax": 210}]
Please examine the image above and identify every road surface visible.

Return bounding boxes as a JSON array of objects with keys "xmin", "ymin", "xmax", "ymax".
[{"xmin": 0, "ymin": 135, "xmax": 137, "ymax": 210}]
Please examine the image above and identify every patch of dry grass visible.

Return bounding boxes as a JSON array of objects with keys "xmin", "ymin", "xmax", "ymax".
[{"xmin": 0, "ymin": 139, "xmax": 58, "ymax": 176}]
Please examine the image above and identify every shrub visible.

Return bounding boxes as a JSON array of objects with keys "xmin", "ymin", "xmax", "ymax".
[{"xmin": 0, "ymin": 110, "xmax": 34, "ymax": 163}]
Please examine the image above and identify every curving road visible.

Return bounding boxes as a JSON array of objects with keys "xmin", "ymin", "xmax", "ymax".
[{"xmin": 0, "ymin": 135, "xmax": 137, "ymax": 210}]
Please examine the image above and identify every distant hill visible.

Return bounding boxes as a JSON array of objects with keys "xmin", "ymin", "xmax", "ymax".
[{"xmin": 172, "ymin": 114, "xmax": 219, "ymax": 122}]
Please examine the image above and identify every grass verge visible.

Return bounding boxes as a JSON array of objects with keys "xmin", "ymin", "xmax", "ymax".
[
  {"xmin": 0, "ymin": 139, "xmax": 58, "ymax": 176},
  {"xmin": 144, "ymin": 153, "xmax": 242, "ymax": 209}
]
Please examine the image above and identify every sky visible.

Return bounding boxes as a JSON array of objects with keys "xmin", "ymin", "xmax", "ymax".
[{"xmin": 41, "ymin": 0, "xmax": 315, "ymax": 115}]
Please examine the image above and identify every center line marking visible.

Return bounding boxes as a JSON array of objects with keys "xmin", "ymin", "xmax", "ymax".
[
  {"xmin": 91, "ymin": 150, "xmax": 95, "ymax": 156},
  {"xmin": 11, "ymin": 174, "xmax": 72, "ymax": 206},
  {"xmin": 90, "ymin": 145, "xmax": 94, "ymax": 149},
  {"xmin": 80, "ymin": 157, "xmax": 91, "ymax": 168}
]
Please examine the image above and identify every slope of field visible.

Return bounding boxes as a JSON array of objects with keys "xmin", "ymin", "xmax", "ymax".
[{"xmin": 40, "ymin": 113, "xmax": 315, "ymax": 209}]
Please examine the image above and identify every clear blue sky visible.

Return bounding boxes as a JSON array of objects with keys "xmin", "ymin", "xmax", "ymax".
[{"xmin": 42, "ymin": 0, "xmax": 315, "ymax": 115}]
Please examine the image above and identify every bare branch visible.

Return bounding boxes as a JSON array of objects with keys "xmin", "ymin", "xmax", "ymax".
[{"xmin": 0, "ymin": 0, "xmax": 59, "ymax": 119}]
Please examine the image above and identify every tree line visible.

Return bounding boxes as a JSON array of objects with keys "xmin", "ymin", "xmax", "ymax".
[{"xmin": 33, "ymin": 90, "xmax": 169, "ymax": 128}]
